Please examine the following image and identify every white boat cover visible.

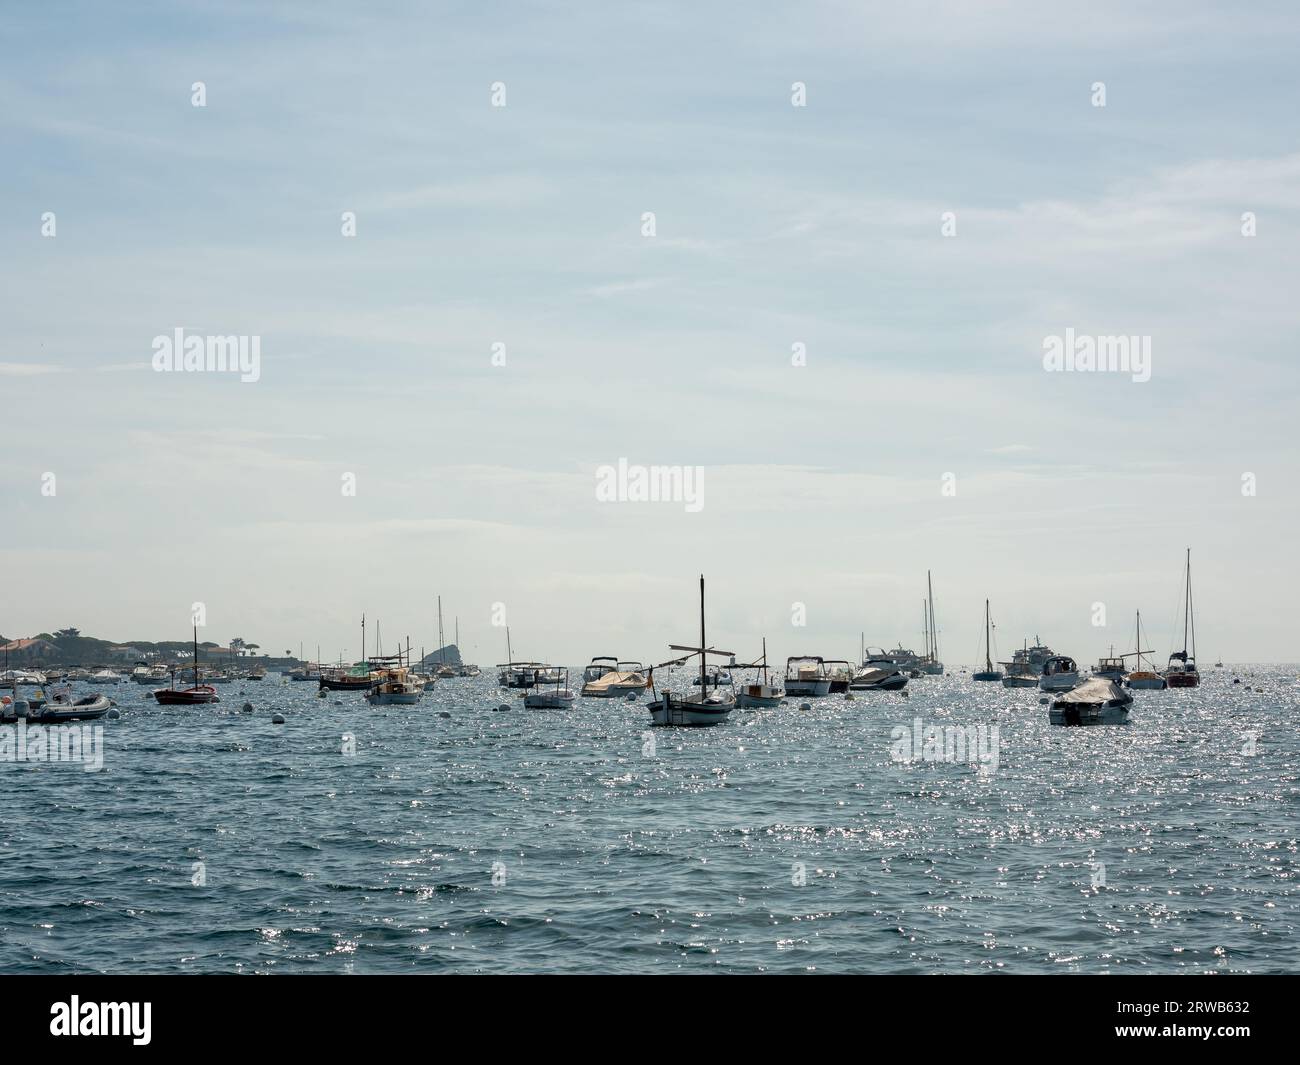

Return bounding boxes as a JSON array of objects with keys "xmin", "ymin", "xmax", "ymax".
[{"xmin": 1053, "ymin": 677, "xmax": 1130, "ymax": 706}]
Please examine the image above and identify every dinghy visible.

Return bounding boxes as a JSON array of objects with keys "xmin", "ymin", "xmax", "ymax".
[
  {"xmin": 1049, "ymin": 677, "xmax": 1132, "ymax": 726},
  {"xmin": 27, "ymin": 692, "xmax": 112, "ymax": 723}
]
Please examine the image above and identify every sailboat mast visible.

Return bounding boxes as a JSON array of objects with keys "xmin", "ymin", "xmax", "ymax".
[
  {"xmin": 984, "ymin": 599, "xmax": 992, "ymax": 671},
  {"xmin": 360, "ymin": 615, "xmax": 365, "ymax": 666},
  {"xmin": 1182, "ymin": 548, "xmax": 1190, "ymax": 654},
  {"xmin": 438, "ymin": 595, "xmax": 445, "ymax": 666},
  {"xmin": 927, "ymin": 570, "xmax": 938, "ymax": 662},
  {"xmin": 699, "ymin": 575, "xmax": 707, "ymax": 690},
  {"xmin": 1187, "ymin": 549, "xmax": 1196, "ymax": 659}
]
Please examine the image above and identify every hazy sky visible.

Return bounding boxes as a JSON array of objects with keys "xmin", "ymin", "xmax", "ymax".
[{"xmin": 3, "ymin": 1, "xmax": 1298, "ymax": 666}]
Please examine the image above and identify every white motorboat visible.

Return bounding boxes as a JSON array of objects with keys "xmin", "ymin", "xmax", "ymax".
[
  {"xmin": 89, "ymin": 669, "xmax": 122, "ymax": 685},
  {"xmin": 581, "ymin": 658, "xmax": 649, "ymax": 697},
  {"xmin": 523, "ymin": 667, "xmax": 576, "ymax": 709},
  {"xmin": 581, "ymin": 656, "xmax": 618, "ymax": 693},
  {"xmin": 646, "ymin": 576, "xmax": 736, "ymax": 727},
  {"xmin": 850, "ymin": 666, "xmax": 909, "ymax": 691},
  {"xmin": 1049, "ymin": 677, "xmax": 1132, "ymax": 726},
  {"xmin": 1038, "ymin": 655, "xmax": 1081, "ymax": 692},
  {"xmin": 1, "ymin": 669, "xmax": 47, "ymax": 687},
  {"xmin": 785, "ymin": 656, "xmax": 832, "ymax": 696},
  {"xmin": 27, "ymin": 691, "xmax": 113, "ymax": 723}
]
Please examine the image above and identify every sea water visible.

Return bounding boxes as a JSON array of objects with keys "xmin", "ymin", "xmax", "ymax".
[{"xmin": 0, "ymin": 667, "xmax": 1294, "ymax": 973}]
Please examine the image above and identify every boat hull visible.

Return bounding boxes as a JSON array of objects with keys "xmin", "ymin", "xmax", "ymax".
[
  {"xmin": 1038, "ymin": 673, "xmax": 1080, "ymax": 692},
  {"xmin": 1126, "ymin": 673, "xmax": 1167, "ymax": 690},
  {"xmin": 154, "ymin": 686, "xmax": 219, "ymax": 705},
  {"xmin": 736, "ymin": 690, "xmax": 783, "ymax": 709},
  {"xmin": 1049, "ymin": 703, "xmax": 1131, "ymax": 726},
  {"xmin": 850, "ymin": 669, "xmax": 909, "ymax": 692},
  {"xmin": 972, "ymin": 671, "xmax": 1003, "ymax": 682},
  {"xmin": 365, "ymin": 692, "xmax": 421, "ymax": 705},
  {"xmin": 785, "ymin": 679, "xmax": 831, "ymax": 696},
  {"xmin": 523, "ymin": 693, "xmax": 576, "ymax": 709},
  {"xmin": 319, "ymin": 676, "xmax": 372, "ymax": 691},
  {"xmin": 647, "ymin": 693, "xmax": 735, "ymax": 726},
  {"xmin": 1165, "ymin": 672, "xmax": 1200, "ymax": 689},
  {"xmin": 1049, "ymin": 677, "xmax": 1132, "ymax": 726},
  {"xmin": 1002, "ymin": 674, "xmax": 1037, "ymax": 688},
  {"xmin": 27, "ymin": 694, "xmax": 112, "ymax": 723}
]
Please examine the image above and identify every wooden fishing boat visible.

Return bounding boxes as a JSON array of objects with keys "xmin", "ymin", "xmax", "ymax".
[
  {"xmin": 646, "ymin": 576, "xmax": 736, "ymax": 726},
  {"xmin": 154, "ymin": 626, "xmax": 219, "ymax": 705}
]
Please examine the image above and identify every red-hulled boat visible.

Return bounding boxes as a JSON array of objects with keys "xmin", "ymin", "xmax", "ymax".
[{"xmin": 154, "ymin": 626, "xmax": 220, "ymax": 705}]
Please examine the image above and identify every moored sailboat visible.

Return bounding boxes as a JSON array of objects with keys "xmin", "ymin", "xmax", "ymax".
[
  {"xmin": 646, "ymin": 576, "xmax": 736, "ymax": 726},
  {"xmin": 1123, "ymin": 608, "xmax": 1164, "ymax": 691},
  {"xmin": 154, "ymin": 626, "xmax": 219, "ymax": 705},
  {"xmin": 1164, "ymin": 548, "xmax": 1201, "ymax": 689},
  {"xmin": 918, "ymin": 571, "xmax": 945, "ymax": 675},
  {"xmin": 972, "ymin": 600, "xmax": 1003, "ymax": 681}
]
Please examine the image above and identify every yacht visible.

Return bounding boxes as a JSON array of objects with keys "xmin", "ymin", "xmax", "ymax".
[{"xmin": 89, "ymin": 668, "xmax": 122, "ymax": 685}]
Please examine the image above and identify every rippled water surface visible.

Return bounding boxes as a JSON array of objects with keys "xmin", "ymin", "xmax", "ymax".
[{"xmin": 2, "ymin": 667, "xmax": 1296, "ymax": 973}]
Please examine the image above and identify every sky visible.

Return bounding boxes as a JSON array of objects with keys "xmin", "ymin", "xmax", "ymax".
[{"xmin": 2, "ymin": 1, "xmax": 1298, "ymax": 667}]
